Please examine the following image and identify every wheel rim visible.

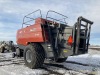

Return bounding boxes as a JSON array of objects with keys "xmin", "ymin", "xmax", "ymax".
[{"xmin": 26, "ymin": 50, "xmax": 32, "ymax": 63}]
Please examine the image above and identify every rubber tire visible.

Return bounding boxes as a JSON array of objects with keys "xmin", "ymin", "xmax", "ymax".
[
  {"xmin": 56, "ymin": 58, "xmax": 67, "ymax": 63},
  {"xmin": 12, "ymin": 53, "xmax": 16, "ymax": 58},
  {"xmin": 16, "ymin": 48, "xmax": 23, "ymax": 57},
  {"xmin": 11, "ymin": 47, "xmax": 16, "ymax": 52},
  {"xmin": 0, "ymin": 47, "xmax": 5, "ymax": 53},
  {"xmin": 24, "ymin": 44, "xmax": 45, "ymax": 69}
]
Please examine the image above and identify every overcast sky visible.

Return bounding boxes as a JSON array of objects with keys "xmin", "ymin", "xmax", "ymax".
[{"xmin": 0, "ymin": 0, "xmax": 100, "ymax": 45}]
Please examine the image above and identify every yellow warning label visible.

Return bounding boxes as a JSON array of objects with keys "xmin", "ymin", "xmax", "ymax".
[{"xmin": 63, "ymin": 50, "xmax": 68, "ymax": 52}]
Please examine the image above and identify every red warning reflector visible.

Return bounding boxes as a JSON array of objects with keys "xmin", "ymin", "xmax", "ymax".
[{"xmin": 67, "ymin": 35, "xmax": 73, "ymax": 45}]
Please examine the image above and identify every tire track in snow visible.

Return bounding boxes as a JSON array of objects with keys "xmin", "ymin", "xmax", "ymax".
[
  {"xmin": 41, "ymin": 66, "xmax": 63, "ymax": 75},
  {"xmin": 43, "ymin": 63, "xmax": 88, "ymax": 75}
]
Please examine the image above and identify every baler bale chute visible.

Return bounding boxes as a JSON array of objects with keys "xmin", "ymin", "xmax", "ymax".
[{"xmin": 16, "ymin": 9, "xmax": 93, "ymax": 69}]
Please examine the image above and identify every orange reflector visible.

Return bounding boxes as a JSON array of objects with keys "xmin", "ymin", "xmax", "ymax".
[{"xmin": 67, "ymin": 35, "xmax": 73, "ymax": 45}]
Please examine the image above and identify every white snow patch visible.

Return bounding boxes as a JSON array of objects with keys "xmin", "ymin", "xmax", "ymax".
[{"xmin": 0, "ymin": 49, "xmax": 100, "ymax": 75}]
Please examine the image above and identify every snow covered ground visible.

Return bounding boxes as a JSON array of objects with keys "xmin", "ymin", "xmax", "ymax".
[{"xmin": 0, "ymin": 48, "xmax": 100, "ymax": 75}]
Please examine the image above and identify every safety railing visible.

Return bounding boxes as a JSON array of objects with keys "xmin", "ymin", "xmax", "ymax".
[
  {"xmin": 22, "ymin": 9, "xmax": 42, "ymax": 28},
  {"xmin": 46, "ymin": 10, "xmax": 68, "ymax": 24}
]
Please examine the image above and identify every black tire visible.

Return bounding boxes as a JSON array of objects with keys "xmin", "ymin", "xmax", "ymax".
[
  {"xmin": 12, "ymin": 53, "xmax": 16, "ymax": 58},
  {"xmin": 16, "ymin": 48, "xmax": 23, "ymax": 57},
  {"xmin": 11, "ymin": 47, "xmax": 16, "ymax": 52},
  {"xmin": 0, "ymin": 47, "xmax": 5, "ymax": 53},
  {"xmin": 24, "ymin": 43, "xmax": 45, "ymax": 69},
  {"xmin": 56, "ymin": 58, "xmax": 67, "ymax": 63}
]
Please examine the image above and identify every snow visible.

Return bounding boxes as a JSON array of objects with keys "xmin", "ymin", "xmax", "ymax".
[
  {"xmin": 0, "ymin": 49, "xmax": 100, "ymax": 75},
  {"xmin": 0, "ymin": 65, "xmax": 48, "ymax": 75}
]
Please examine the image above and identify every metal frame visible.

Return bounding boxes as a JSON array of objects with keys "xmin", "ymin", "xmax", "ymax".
[
  {"xmin": 74, "ymin": 16, "xmax": 93, "ymax": 54},
  {"xmin": 22, "ymin": 9, "xmax": 42, "ymax": 28},
  {"xmin": 45, "ymin": 10, "xmax": 68, "ymax": 46},
  {"xmin": 22, "ymin": 10, "xmax": 68, "ymax": 28},
  {"xmin": 45, "ymin": 10, "xmax": 68, "ymax": 60},
  {"xmin": 46, "ymin": 10, "xmax": 68, "ymax": 24}
]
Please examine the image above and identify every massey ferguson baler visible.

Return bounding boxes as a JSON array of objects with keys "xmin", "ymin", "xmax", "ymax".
[{"xmin": 16, "ymin": 10, "xmax": 93, "ymax": 69}]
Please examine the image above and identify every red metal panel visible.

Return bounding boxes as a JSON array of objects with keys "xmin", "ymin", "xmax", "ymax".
[
  {"xmin": 17, "ymin": 18, "xmax": 45, "ymax": 46},
  {"xmin": 16, "ymin": 18, "xmax": 56, "ymax": 46}
]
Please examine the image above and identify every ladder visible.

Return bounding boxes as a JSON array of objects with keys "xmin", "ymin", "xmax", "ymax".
[{"xmin": 74, "ymin": 16, "xmax": 93, "ymax": 54}]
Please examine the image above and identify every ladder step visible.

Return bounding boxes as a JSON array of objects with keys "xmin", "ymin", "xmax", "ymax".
[
  {"xmin": 81, "ymin": 29, "xmax": 85, "ymax": 31},
  {"xmin": 81, "ymin": 29, "xmax": 88, "ymax": 31},
  {"xmin": 80, "ymin": 36, "xmax": 88, "ymax": 39},
  {"xmin": 48, "ymin": 51, "xmax": 53, "ymax": 52},
  {"xmin": 79, "ymin": 48, "xmax": 84, "ymax": 49},
  {"xmin": 81, "ymin": 24, "xmax": 86, "ymax": 27}
]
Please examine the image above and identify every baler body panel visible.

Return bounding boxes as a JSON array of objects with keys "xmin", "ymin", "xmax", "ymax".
[{"xmin": 17, "ymin": 18, "xmax": 46, "ymax": 46}]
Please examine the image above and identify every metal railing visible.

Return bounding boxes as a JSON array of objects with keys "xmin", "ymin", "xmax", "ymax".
[
  {"xmin": 46, "ymin": 10, "xmax": 68, "ymax": 24},
  {"xmin": 22, "ymin": 10, "xmax": 68, "ymax": 28},
  {"xmin": 22, "ymin": 9, "xmax": 42, "ymax": 28}
]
